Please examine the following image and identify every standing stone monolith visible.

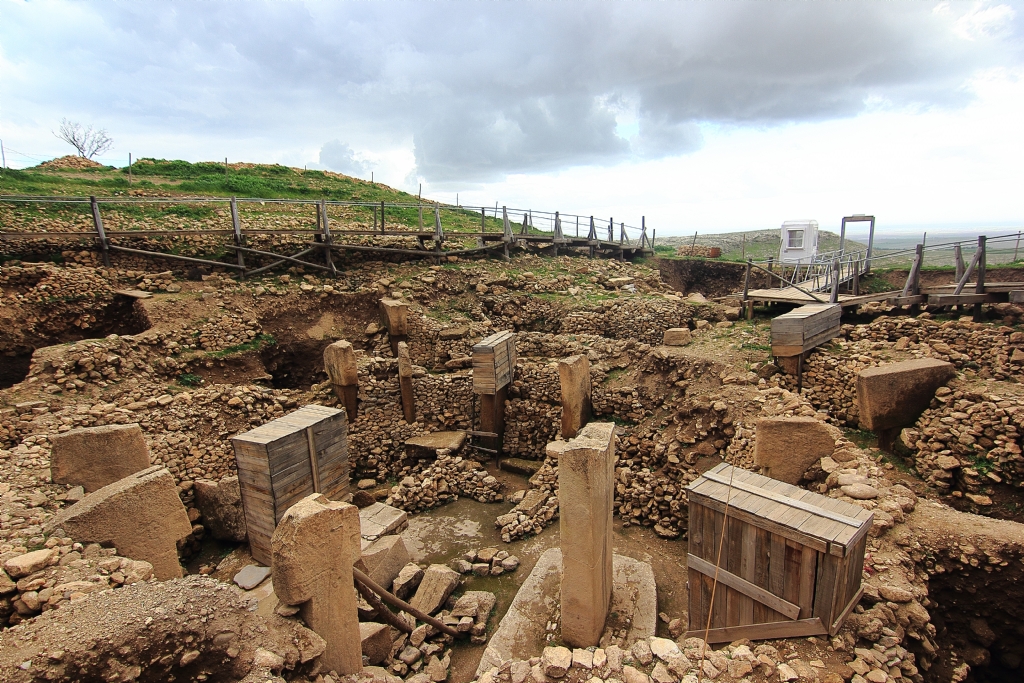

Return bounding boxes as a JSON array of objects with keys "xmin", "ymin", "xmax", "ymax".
[
  {"xmin": 397, "ymin": 341, "xmax": 416, "ymax": 423},
  {"xmin": 557, "ymin": 422, "xmax": 615, "ymax": 647},
  {"xmin": 558, "ymin": 354, "xmax": 592, "ymax": 439},
  {"xmin": 272, "ymin": 493, "xmax": 362, "ymax": 675},
  {"xmin": 324, "ymin": 340, "xmax": 359, "ymax": 423},
  {"xmin": 45, "ymin": 466, "xmax": 191, "ymax": 580},
  {"xmin": 49, "ymin": 423, "xmax": 151, "ymax": 493},
  {"xmin": 380, "ymin": 298, "xmax": 409, "ymax": 356}
]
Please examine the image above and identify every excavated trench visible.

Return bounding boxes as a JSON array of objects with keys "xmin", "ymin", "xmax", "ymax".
[
  {"xmin": 0, "ymin": 297, "xmax": 150, "ymax": 389},
  {"xmin": 916, "ymin": 558, "xmax": 1024, "ymax": 682}
]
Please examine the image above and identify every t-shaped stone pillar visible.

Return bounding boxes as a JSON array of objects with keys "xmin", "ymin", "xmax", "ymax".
[
  {"xmin": 556, "ymin": 422, "xmax": 615, "ymax": 647},
  {"xmin": 397, "ymin": 341, "xmax": 416, "ymax": 423},
  {"xmin": 271, "ymin": 493, "xmax": 362, "ymax": 675},
  {"xmin": 558, "ymin": 354, "xmax": 592, "ymax": 439},
  {"xmin": 380, "ymin": 298, "xmax": 409, "ymax": 356},
  {"xmin": 324, "ymin": 340, "xmax": 359, "ymax": 423}
]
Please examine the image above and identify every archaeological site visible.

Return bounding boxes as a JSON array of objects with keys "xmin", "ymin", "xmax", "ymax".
[{"xmin": 2, "ymin": 160, "xmax": 1024, "ymax": 683}]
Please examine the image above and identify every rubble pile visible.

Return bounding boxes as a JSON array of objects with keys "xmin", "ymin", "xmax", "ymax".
[{"xmin": 385, "ymin": 449, "xmax": 503, "ymax": 513}]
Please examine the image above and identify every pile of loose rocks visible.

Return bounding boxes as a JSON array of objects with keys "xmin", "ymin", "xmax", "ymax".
[
  {"xmin": 899, "ymin": 384, "xmax": 1024, "ymax": 507},
  {"xmin": 385, "ymin": 450, "xmax": 504, "ymax": 513},
  {"xmin": 1, "ymin": 540, "xmax": 153, "ymax": 627},
  {"xmin": 451, "ymin": 547, "xmax": 520, "ymax": 576}
]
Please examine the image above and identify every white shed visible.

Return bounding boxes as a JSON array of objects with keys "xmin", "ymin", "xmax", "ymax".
[{"xmin": 779, "ymin": 220, "xmax": 819, "ymax": 264}]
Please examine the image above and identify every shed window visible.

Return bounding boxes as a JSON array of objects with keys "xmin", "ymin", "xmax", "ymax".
[{"xmin": 787, "ymin": 230, "xmax": 804, "ymax": 249}]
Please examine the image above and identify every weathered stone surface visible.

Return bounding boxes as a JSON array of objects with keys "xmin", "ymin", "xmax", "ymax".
[
  {"xmin": 663, "ymin": 328, "xmax": 692, "ymax": 346},
  {"xmin": 46, "ymin": 466, "xmax": 191, "ymax": 580},
  {"xmin": 392, "ymin": 562, "xmax": 425, "ymax": 600},
  {"xmin": 398, "ymin": 341, "xmax": 416, "ymax": 423},
  {"xmin": 233, "ymin": 564, "xmax": 271, "ymax": 590},
  {"xmin": 49, "ymin": 423, "xmax": 151, "ymax": 493},
  {"xmin": 542, "ymin": 646, "xmax": 572, "ymax": 678},
  {"xmin": 358, "ymin": 534, "xmax": 410, "ymax": 591},
  {"xmin": 559, "ymin": 422, "xmax": 615, "ymax": 647},
  {"xmin": 272, "ymin": 493, "xmax": 362, "ymax": 675},
  {"xmin": 193, "ymin": 476, "xmax": 247, "ymax": 542},
  {"xmin": 360, "ymin": 502, "xmax": 409, "ymax": 541},
  {"xmin": 410, "ymin": 564, "xmax": 461, "ymax": 615},
  {"xmin": 360, "ymin": 622, "xmax": 392, "ymax": 665},
  {"xmin": 324, "ymin": 340, "xmax": 359, "ymax": 386},
  {"xmin": 380, "ymin": 298, "xmax": 410, "ymax": 336},
  {"xmin": 3, "ymin": 549, "xmax": 57, "ymax": 579},
  {"xmin": 856, "ymin": 358, "xmax": 956, "ymax": 431},
  {"xmin": 754, "ymin": 416, "xmax": 837, "ymax": 484},
  {"xmin": 842, "ymin": 483, "xmax": 879, "ymax": 500},
  {"xmin": 405, "ymin": 432, "xmax": 466, "ymax": 458},
  {"xmin": 558, "ymin": 355, "xmax": 592, "ymax": 439}
]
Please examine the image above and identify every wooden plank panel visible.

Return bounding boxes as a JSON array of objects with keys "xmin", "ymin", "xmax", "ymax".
[
  {"xmin": 753, "ymin": 526, "xmax": 772, "ymax": 624},
  {"xmin": 814, "ymin": 551, "xmax": 842, "ymax": 626},
  {"xmin": 712, "ymin": 508, "xmax": 727, "ymax": 629},
  {"xmin": 688, "ymin": 567, "xmax": 705, "ymax": 633},
  {"xmin": 684, "ymin": 617, "xmax": 826, "ymax": 644},
  {"xmin": 783, "ymin": 540, "xmax": 802, "ymax": 608},
  {"xmin": 726, "ymin": 516, "xmax": 743, "ymax": 627},
  {"xmin": 798, "ymin": 547, "xmax": 818, "ymax": 618},
  {"xmin": 688, "ymin": 491, "xmax": 829, "ymax": 553},
  {"xmin": 740, "ymin": 522, "xmax": 757, "ymax": 626}
]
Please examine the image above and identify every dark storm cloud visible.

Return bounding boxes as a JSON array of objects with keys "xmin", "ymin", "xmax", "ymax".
[{"xmin": 2, "ymin": 1, "xmax": 1020, "ymax": 181}]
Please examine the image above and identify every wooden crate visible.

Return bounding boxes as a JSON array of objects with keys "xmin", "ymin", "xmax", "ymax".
[
  {"xmin": 685, "ymin": 463, "xmax": 872, "ymax": 643},
  {"xmin": 231, "ymin": 404, "xmax": 350, "ymax": 564},
  {"xmin": 472, "ymin": 330, "xmax": 517, "ymax": 394},
  {"xmin": 770, "ymin": 303, "xmax": 841, "ymax": 357}
]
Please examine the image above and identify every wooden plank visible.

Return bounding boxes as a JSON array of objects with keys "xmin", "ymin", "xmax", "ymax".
[
  {"xmin": 689, "ymin": 490, "xmax": 829, "ymax": 553},
  {"xmin": 688, "ymin": 567, "xmax": 705, "ymax": 633},
  {"xmin": 798, "ymin": 547, "xmax": 818, "ymax": 618},
  {"xmin": 783, "ymin": 541, "xmax": 802, "ymax": 609},
  {"xmin": 699, "ymin": 470, "xmax": 864, "ymax": 528},
  {"xmin": 753, "ymin": 526, "xmax": 772, "ymax": 624},
  {"xmin": 683, "ymin": 617, "xmax": 826, "ymax": 644},
  {"xmin": 725, "ymin": 517, "xmax": 743, "ymax": 627},
  {"xmin": 712, "ymin": 508, "xmax": 727, "ymax": 628},
  {"xmin": 687, "ymin": 554, "xmax": 801, "ymax": 621},
  {"xmin": 928, "ymin": 293, "xmax": 1000, "ymax": 306},
  {"xmin": 739, "ymin": 523, "xmax": 757, "ymax": 626},
  {"xmin": 829, "ymin": 586, "xmax": 864, "ymax": 636}
]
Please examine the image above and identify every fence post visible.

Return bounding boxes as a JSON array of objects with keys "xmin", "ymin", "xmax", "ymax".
[
  {"xmin": 954, "ymin": 243, "xmax": 964, "ymax": 281},
  {"xmin": 230, "ymin": 197, "xmax": 245, "ymax": 273},
  {"xmin": 1015, "ymin": 232, "xmax": 1021, "ymax": 263},
  {"xmin": 743, "ymin": 258, "xmax": 752, "ymax": 319},
  {"xmin": 321, "ymin": 199, "xmax": 336, "ymax": 275},
  {"xmin": 830, "ymin": 258, "xmax": 840, "ymax": 304},
  {"xmin": 974, "ymin": 235, "xmax": 987, "ymax": 322},
  {"xmin": 380, "ymin": 201, "xmax": 385, "ymax": 234},
  {"xmin": 608, "ymin": 217, "xmax": 613, "ymax": 242},
  {"xmin": 373, "ymin": 205, "xmax": 377, "ymax": 232},
  {"xmin": 418, "ymin": 204, "xmax": 423, "ymax": 230},
  {"xmin": 481, "ymin": 206, "xmax": 486, "ymax": 232},
  {"xmin": 90, "ymin": 196, "xmax": 110, "ymax": 267},
  {"xmin": 434, "ymin": 205, "xmax": 445, "ymax": 263}
]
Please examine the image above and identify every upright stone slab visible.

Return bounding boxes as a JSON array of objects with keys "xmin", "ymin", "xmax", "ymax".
[
  {"xmin": 49, "ymin": 423, "xmax": 151, "ymax": 493},
  {"xmin": 324, "ymin": 340, "xmax": 359, "ymax": 423},
  {"xmin": 193, "ymin": 476, "xmax": 247, "ymax": 542},
  {"xmin": 380, "ymin": 298, "xmax": 409, "ymax": 356},
  {"xmin": 272, "ymin": 493, "xmax": 362, "ymax": 675},
  {"xmin": 753, "ymin": 417, "xmax": 837, "ymax": 484},
  {"xmin": 857, "ymin": 358, "xmax": 956, "ymax": 432},
  {"xmin": 397, "ymin": 341, "xmax": 416, "ymax": 423},
  {"xmin": 558, "ymin": 422, "xmax": 616, "ymax": 647},
  {"xmin": 558, "ymin": 355, "xmax": 592, "ymax": 439},
  {"xmin": 45, "ymin": 466, "xmax": 191, "ymax": 580}
]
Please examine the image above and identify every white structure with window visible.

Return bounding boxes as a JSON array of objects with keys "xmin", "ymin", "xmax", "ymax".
[{"xmin": 779, "ymin": 220, "xmax": 818, "ymax": 264}]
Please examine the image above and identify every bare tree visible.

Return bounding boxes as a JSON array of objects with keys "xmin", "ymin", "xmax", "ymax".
[{"xmin": 53, "ymin": 118, "xmax": 113, "ymax": 159}]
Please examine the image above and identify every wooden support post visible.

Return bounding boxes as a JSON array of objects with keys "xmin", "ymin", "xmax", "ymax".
[
  {"xmin": 853, "ymin": 263, "xmax": 860, "ymax": 296},
  {"xmin": 955, "ymin": 243, "xmax": 965, "ymax": 282},
  {"xmin": 1015, "ymin": 232, "xmax": 1021, "ymax": 263},
  {"xmin": 743, "ymin": 258, "xmax": 752, "ymax": 318},
  {"xmin": 380, "ymin": 201, "xmax": 385, "ymax": 234},
  {"xmin": 433, "ymin": 206, "xmax": 445, "ymax": 261},
  {"xmin": 373, "ymin": 205, "xmax": 378, "ymax": 232},
  {"xmin": 320, "ymin": 199, "xmax": 336, "ymax": 275},
  {"xmin": 90, "ymin": 196, "xmax": 110, "ymax": 267},
  {"xmin": 397, "ymin": 342, "xmax": 416, "ymax": 424},
  {"xmin": 608, "ymin": 217, "xmax": 613, "ymax": 243},
  {"xmin": 418, "ymin": 204, "xmax": 423, "ymax": 230},
  {"xmin": 829, "ymin": 258, "xmax": 840, "ymax": 304},
  {"xmin": 230, "ymin": 197, "xmax": 245, "ymax": 273},
  {"xmin": 974, "ymin": 235, "xmax": 987, "ymax": 322},
  {"xmin": 481, "ymin": 207, "xmax": 486, "ymax": 232},
  {"xmin": 479, "ymin": 386, "xmax": 507, "ymax": 455}
]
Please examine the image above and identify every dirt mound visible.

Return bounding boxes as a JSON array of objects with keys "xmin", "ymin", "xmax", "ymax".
[{"xmin": 36, "ymin": 155, "xmax": 105, "ymax": 170}]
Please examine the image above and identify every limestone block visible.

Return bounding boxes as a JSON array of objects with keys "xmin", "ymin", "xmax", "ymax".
[
  {"xmin": 856, "ymin": 359, "xmax": 956, "ymax": 431},
  {"xmin": 358, "ymin": 535, "xmax": 411, "ymax": 591},
  {"xmin": 324, "ymin": 340, "xmax": 359, "ymax": 386},
  {"xmin": 392, "ymin": 562, "xmax": 425, "ymax": 600},
  {"xmin": 193, "ymin": 476, "xmax": 247, "ymax": 542},
  {"xmin": 380, "ymin": 298, "xmax": 409, "ymax": 336},
  {"xmin": 3, "ymin": 549, "xmax": 57, "ymax": 579},
  {"xmin": 360, "ymin": 502, "xmax": 409, "ymax": 541},
  {"xmin": 272, "ymin": 493, "xmax": 362, "ymax": 675},
  {"xmin": 753, "ymin": 417, "xmax": 837, "ymax": 484},
  {"xmin": 49, "ymin": 423, "xmax": 151, "ymax": 493},
  {"xmin": 558, "ymin": 355, "xmax": 592, "ymax": 439},
  {"xmin": 410, "ymin": 564, "xmax": 461, "ymax": 615},
  {"xmin": 361, "ymin": 622, "xmax": 393, "ymax": 665},
  {"xmin": 662, "ymin": 328, "xmax": 692, "ymax": 346},
  {"xmin": 558, "ymin": 422, "xmax": 615, "ymax": 647},
  {"xmin": 405, "ymin": 431, "xmax": 465, "ymax": 458},
  {"xmin": 46, "ymin": 466, "xmax": 191, "ymax": 580}
]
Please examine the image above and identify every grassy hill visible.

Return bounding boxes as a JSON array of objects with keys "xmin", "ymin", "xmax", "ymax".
[
  {"xmin": 657, "ymin": 229, "xmax": 870, "ymax": 263},
  {"xmin": 0, "ymin": 157, "xmax": 506, "ymax": 235}
]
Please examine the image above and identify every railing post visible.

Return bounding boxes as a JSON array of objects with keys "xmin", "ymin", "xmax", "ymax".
[
  {"xmin": 418, "ymin": 204, "xmax": 423, "ymax": 231},
  {"xmin": 743, "ymin": 258, "xmax": 752, "ymax": 319},
  {"xmin": 974, "ymin": 235, "xmax": 987, "ymax": 322},
  {"xmin": 954, "ymin": 243, "xmax": 965, "ymax": 282},
  {"xmin": 830, "ymin": 258, "xmax": 840, "ymax": 304},
  {"xmin": 90, "ymin": 196, "xmax": 110, "ymax": 267},
  {"xmin": 230, "ymin": 196, "xmax": 245, "ymax": 273},
  {"xmin": 321, "ymin": 199, "xmax": 336, "ymax": 275},
  {"xmin": 373, "ymin": 204, "xmax": 378, "ymax": 231},
  {"xmin": 865, "ymin": 217, "xmax": 876, "ymax": 274},
  {"xmin": 380, "ymin": 200, "xmax": 385, "ymax": 234}
]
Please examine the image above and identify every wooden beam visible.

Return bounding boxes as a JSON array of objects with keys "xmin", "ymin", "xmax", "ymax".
[
  {"xmin": 829, "ymin": 586, "xmax": 864, "ymax": 636},
  {"xmin": 684, "ymin": 617, "xmax": 826, "ymax": 644},
  {"xmin": 928, "ymin": 293, "xmax": 1000, "ymax": 306},
  {"xmin": 687, "ymin": 554, "xmax": 801, "ymax": 620}
]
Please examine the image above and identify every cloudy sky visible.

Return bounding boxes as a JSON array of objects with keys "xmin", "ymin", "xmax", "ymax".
[{"xmin": 2, "ymin": 1, "xmax": 1023, "ymax": 237}]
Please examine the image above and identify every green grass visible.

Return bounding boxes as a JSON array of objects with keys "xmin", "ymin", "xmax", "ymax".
[
  {"xmin": 177, "ymin": 373, "xmax": 203, "ymax": 387},
  {"xmin": 206, "ymin": 333, "xmax": 277, "ymax": 358}
]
